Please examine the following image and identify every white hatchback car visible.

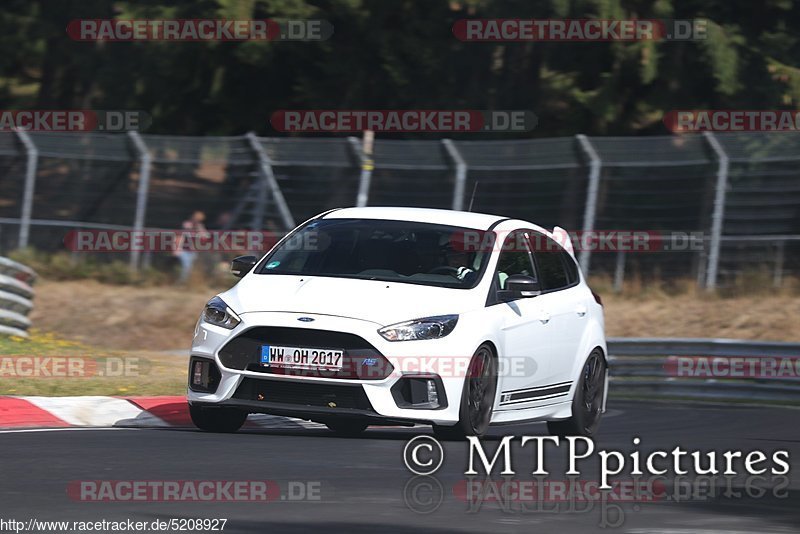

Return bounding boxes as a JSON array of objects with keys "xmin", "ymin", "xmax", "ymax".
[{"xmin": 188, "ymin": 207, "xmax": 607, "ymax": 439}]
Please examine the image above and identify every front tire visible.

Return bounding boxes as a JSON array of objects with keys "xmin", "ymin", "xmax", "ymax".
[
  {"xmin": 547, "ymin": 349, "xmax": 607, "ymax": 437},
  {"xmin": 190, "ymin": 405, "xmax": 247, "ymax": 433},
  {"xmin": 433, "ymin": 343, "xmax": 497, "ymax": 441}
]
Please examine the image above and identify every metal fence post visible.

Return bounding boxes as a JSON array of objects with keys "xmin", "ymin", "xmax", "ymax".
[
  {"xmin": 613, "ymin": 250, "xmax": 626, "ymax": 292},
  {"xmin": 128, "ymin": 131, "xmax": 152, "ymax": 272},
  {"xmin": 695, "ymin": 246, "xmax": 707, "ymax": 288},
  {"xmin": 703, "ymin": 131, "xmax": 729, "ymax": 290},
  {"xmin": 576, "ymin": 134, "xmax": 602, "ymax": 274},
  {"xmin": 442, "ymin": 139, "xmax": 468, "ymax": 211},
  {"xmin": 774, "ymin": 241, "xmax": 785, "ymax": 288},
  {"xmin": 246, "ymin": 132, "xmax": 295, "ymax": 230},
  {"xmin": 249, "ymin": 138, "xmax": 268, "ymax": 231},
  {"xmin": 353, "ymin": 131, "xmax": 374, "ymax": 207},
  {"xmin": 347, "ymin": 137, "xmax": 369, "ymax": 207},
  {"xmin": 15, "ymin": 131, "xmax": 38, "ymax": 249}
]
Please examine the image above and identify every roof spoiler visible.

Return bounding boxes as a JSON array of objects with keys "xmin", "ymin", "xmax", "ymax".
[{"xmin": 552, "ymin": 226, "xmax": 575, "ymax": 257}]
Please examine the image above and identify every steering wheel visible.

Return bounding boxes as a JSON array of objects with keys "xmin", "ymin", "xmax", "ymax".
[{"xmin": 428, "ymin": 266, "xmax": 462, "ymax": 277}]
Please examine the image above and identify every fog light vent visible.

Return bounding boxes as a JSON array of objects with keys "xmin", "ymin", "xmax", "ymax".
[
  {"xmin": 390, "ymin": 376, "xmax": 447, "ymax": 410},
  {"xmin": 189, "ymin": 357, "xmax": 221, "ymax": 393},
  {"xmin": 426, "ymin": 379, "xmax": 439, "ymax": 405}
]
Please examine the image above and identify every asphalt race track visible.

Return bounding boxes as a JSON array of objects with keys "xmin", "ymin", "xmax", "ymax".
[{"xmin": 1, "ymin": 401, "xmax": 798, "ymax": 534}]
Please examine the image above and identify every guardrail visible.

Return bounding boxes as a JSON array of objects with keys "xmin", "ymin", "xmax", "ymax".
[
  {"xmin": 607, "ymin": 338, "xmax": 800, "ymax": 406},
  {"xmin": 0, "ymin": 257, "xmax": 36, "ymax": 337}
]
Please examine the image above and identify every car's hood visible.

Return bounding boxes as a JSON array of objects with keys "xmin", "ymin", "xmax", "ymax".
[{"xmin": 221, "ymin": 274, "xmax": 480, "ymax": 327}]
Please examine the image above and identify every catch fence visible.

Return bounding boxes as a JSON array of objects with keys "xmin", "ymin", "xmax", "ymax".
[{"xmin": 0, "ymin": 131, "xmax": 798, "ymax": 289}]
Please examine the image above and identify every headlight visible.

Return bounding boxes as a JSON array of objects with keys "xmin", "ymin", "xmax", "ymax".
[
  {"xmin": 378, "ymin": 315, "xmax": 458, "ymax": 341},
  {"xmin": 201, "ymin": 296, "xmax": 241, "ymax": 329}
]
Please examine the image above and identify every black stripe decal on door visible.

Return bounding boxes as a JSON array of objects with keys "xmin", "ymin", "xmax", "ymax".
[{"xmin": 499, "ymin": 383, "xmax": 571, "ymax": 406}]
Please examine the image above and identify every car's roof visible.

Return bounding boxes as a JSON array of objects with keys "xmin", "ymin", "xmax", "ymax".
[{"xmin": 321, "ymin": 207, "xmax": 509, "ymax": 230}]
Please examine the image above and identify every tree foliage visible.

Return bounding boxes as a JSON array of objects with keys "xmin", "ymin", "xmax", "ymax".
[{"xmin": 0, "ymin": 0, "xmax": 798, "ymax": 136}]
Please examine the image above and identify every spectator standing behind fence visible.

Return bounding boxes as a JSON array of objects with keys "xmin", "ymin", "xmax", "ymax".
[{"xmin": 174, "ymin": 211, "xmax": 209, "ymax": 283}]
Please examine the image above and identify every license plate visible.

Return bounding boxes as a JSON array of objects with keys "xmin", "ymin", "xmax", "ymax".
[{"xmin": 260, "ymin": 345, "xmax": 344, "ymax": 371}]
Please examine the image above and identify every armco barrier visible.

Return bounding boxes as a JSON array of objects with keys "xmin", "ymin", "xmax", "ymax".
[
  {"xmin": 607, "ymin": 337, "xmax": 800, "ymax": 406},
  {"xmin": 0, "ymin": 257, "xmax": 36, "ymax": 337}
]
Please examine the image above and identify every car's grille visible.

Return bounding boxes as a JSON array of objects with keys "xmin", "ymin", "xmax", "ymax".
[
  {"xmin": 232, "ymin": 377, "xmax": 373, "ymax": 411},
  {"xmin": 218, "ymin": 327, "xmax": 393, "ymax": 380}
]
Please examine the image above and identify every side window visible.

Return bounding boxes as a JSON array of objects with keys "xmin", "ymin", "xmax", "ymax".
[
  {"xmin": 531, "ymin": 234, "xmax": 570, "ymax": 291},
  {"xmin": 561, "ymin": 250, "xmax": 580, "ymax": 284},
  {"xmin": 494, "ymin": 231, "xmax": 536, "ymax": 290}
]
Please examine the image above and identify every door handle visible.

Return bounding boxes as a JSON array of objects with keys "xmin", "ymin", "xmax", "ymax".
[
  {"xmin": 575, "ymin": 304, "xmax": 587, "ymax": 317},
  {"xmin": 536, "ymin": 311, "xmax": 551, "ymax": 324}
]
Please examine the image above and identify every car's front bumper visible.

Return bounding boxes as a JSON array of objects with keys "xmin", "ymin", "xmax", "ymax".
[{"xmin": 187, "ymin": 311, "xmax": 472, "ymax": 426}]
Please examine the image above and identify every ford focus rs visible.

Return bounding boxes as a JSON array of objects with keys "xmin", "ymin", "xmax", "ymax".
[{"xmin": 188, "ymin": 207, "xmax": 607, "ymax": 439}]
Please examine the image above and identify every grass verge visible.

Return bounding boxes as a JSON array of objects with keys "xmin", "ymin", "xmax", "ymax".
[{"xmin": 0, "ymin": 330, "xmax": 187, "ymax": 396}]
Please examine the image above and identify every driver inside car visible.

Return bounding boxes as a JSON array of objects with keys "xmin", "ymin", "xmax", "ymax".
[
  {"xmin": 445, "ymin": 248, "xmax": 475, "ymax": 280},
  {"xmin": 437, "ymin": 233, "xmax": 479, "ymax": 281}
]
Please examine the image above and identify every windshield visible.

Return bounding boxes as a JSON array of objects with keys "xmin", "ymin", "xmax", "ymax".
[{"xmin": 257, "ymin": 218, "xmax": 490, "ymax": 289}]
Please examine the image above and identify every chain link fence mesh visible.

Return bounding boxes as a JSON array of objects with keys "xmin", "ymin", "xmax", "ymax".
[
  {"xmin": 454, "ymin": 137, "xmax": 587, "ymax": 228},
  {"xmin": 1, "ymin": 132, "xmax": 797, "ymax": 288},
  {"xmin": 587, "ymin": 135, "xmax": 715, "ymax": 284},
  {"xmin": 260, "ymin": 137, "xmax": 359, "ymax": 224},
  {"xmin": 712, "ymin": 133, "xmax": 800, "ymax": 286}
]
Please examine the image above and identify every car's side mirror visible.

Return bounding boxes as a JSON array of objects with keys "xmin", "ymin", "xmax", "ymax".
[
  {"xmin": 498, "ymin": 274, "xmax": 541, "ymax": 300},
  {"xmin": 231, "ymin": 255, "xmax": 258, "ymax": 278}
]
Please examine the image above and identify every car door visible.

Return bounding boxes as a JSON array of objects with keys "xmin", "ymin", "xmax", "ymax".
[
  {"xmin": 486, "ymin": 230, "xmax": 558, "ymax": 410},
  {"xmin": 530, "ymin": 231, "xmax": 588, "ymax": 386}
]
